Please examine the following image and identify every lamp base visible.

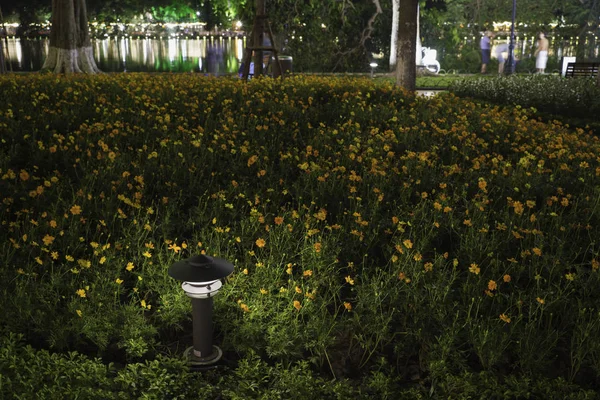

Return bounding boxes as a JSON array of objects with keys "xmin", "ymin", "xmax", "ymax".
[{"xmin": 184, "ymin": 345, "xmax": 223, "ymax": 366}]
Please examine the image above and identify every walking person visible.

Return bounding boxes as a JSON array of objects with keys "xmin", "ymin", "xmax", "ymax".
[
  {"xmin": 480, "ymin": 31, "xmax": 493, "ymax": 74},
  {"xmin": 495, "ymin": 42, "xmax": 509, "ymax": 75},
  {"xmin": 534, "ymin": 32, "xmax": 549, "ymax": 74}
]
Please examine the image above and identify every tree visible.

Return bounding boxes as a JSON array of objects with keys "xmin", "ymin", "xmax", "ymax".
[
  {"xmin": 389, "ymin": 0, "xmax": 399, "ymax": 70},
  {"xmin": 41, "ymin": 0, "xmax": 100, "ymax": 73},
  {"xmin": 395, "ymin": 0, "xmax": 419, "ymax": 90}
]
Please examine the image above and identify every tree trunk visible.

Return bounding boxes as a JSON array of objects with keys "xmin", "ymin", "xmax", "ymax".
[
  {"xmin": 0, "ymin": 39, "xmax": 5, "ymax": 74},
  {"xmin": 253, "ymin": 0, "xmax": 265, "ymax": 76},
  {"xmin": 42, "ymin": 0, "xmax": 100, "ymax": 74},
  {"xmin": 415, "ymin": 3, "xmax": 422, "ymax": 66},
  {"xmin": 395, "ymin": 0, "xmax": 418, "ymax": 90},
  {"xmin": 389, "ymin": 0, "xmax": 400, "ymax": 70}
]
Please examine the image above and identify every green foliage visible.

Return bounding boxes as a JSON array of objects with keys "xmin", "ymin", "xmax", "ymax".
[
  {"xmin": 0, "ymin": 333, "xmax": 215, "ymax": 399},
  {"xmin": 1, "ymin": 74, "xmax": 600, "ymax": 396},
  {"xmin": 449, "ymin": 74, "xmax": 600, "ymax": 131}
]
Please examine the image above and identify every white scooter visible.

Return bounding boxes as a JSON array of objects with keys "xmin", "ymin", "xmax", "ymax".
[{"xmin": 417, "ymin": 47, "xmax": 440, "ymax": 74}]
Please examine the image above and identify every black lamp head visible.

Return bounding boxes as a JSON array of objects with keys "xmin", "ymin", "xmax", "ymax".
[{"xmin": 168, "ymin": 255, "xmax": 234, "ymax": 283}]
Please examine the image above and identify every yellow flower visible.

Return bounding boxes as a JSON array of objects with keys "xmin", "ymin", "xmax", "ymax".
[
  {"xmin": 140, "ymin": 300, "xmax": 147, "ymax": 308},
  {"xmin": 413, "ymin": 253, "xmax": 422, "ymax": 261},
  {"xmin": 76, "ymin": 289, "xmax": 86, "ymax": 298},
  {"xmin": 343, "ymin": 302, "xmax": 352, "ymax": 311},
  {"xmin": 536, "ymin": 297, "xmax": 545, "ymax": 304},
  {"xmin": 19, "ymin": 170, "xmax": 30, "ymax": 181},
  {"xmin": 115, "ymin": 278, "xmax": 123, "ymax": 284},
  {"xmin": 303, "ymin": 270, "xmax": 313, "ymax": 277},
  {"xmin": 499, "ymin": 314, "xmax": 511, "ymax": 323},
  {"xmin": 42, "ymin": 234, "xmax": 55, "ymax": 246},
  {"xmin": 126, "ymin": 262, "xmax": 135, "ymax": 271},
  {"xmin": 255, "ymin": 238, "xmax": 266, "ymax": 248},
  {"xmin": 70, "ymin": 205, "xmax": 82, "ymax": 215},
  {"xmin": 488, "ymin": 280, "xmax": 497, "ymax": 291},
  {"xmin": 260, "ymin": 288, "xmax": 268, "ymax": 295},
  {"xmin": 274, "ymin": 216, "xmax": 284, "ymax": 225},
  {"xmin": 314, "ymin": 208, "xmax": 327, "ymax": 221},
  {"xmin": 142, "ymin": 251, "xmax": 152, "ymax": 258},
  {"xmin": 168, "ymin": 243, "xmax": 181, "ymax": 253},
  {"xmin": 403, "ymin": 239, "xmax": 413, "ymax": 249},
  {"xmin": 345, "ymin": 275, "xmax": 355, "ymax": 285},
  {"xmin": 293, "ymin": 300, "xmax": 302, "ymax": 311},
  {"xmin": 592, "ymin": 259, "xmax": 599, "ymax": 271},
  {"xmin": 463, "ymin": 219, "xmax": 472, "ymax": 227},
  {"xmin": 532, "ymin": 247, "xmax": 542, "ymax": 256},
  {"xmin": 313, "ymin": 242, "xmax": 322, "ymax": 253},
  {"xmin": 513, "ymin": 201, "xmax": 524, "ymax": 215},
  {"xmin": 295, "ymin": 286, "xmax": 303, "ymax": 294},
  {"xmin": 469, "ymin": 263, "xmax": 480, "ymax": 275},
  {"xmin": 247, "ymin": 155, "xmax": 258, "ymax": 167},
  {"xmin": 242, "ymin": 268, "xmax": 248, "ymax": 275},
  {"xmin": 478, "ymin": 178, "xmax": 487, "ymax": 192},
  {"xmin": 503, "ymin": 274, "xmax": 511, "ymax": 283},
  {"xmin": 76, "ymin": 310, "xmax": 83, "ymax": 317},
  {"xmin": 240, "ymin": 303, "xmax": 250, "ymax": 312},
  {"xmin": 565, "ymin": 273, "xmax": 576, "ymax": 281}
]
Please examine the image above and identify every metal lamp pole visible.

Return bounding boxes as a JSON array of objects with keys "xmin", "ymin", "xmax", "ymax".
[
  {"xmin": 505, "ymin": 0, "xmax": 517, "ymax": 75},
  {"xmin": 169, "ymin": 255, "xmax": 234, "ymax": 367}
]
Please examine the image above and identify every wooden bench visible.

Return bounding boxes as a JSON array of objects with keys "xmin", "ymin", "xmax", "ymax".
[{"xmin": 565, "ymin": 62, "xmax": 599, "ymax": 78}]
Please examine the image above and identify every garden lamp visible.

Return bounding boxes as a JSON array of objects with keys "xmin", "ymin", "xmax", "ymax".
[
  {"xmin": 370, "ymin": 62, "xmax": 378, "ymax": 78},
  {"xmin": 169, "ymin": 254, "xmax": 234, "ymax": 366}
]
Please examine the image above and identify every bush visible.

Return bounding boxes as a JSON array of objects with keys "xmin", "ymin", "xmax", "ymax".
[{"xmin": 449, "ymin": 74, "xmax": 600, "ymax": 131}]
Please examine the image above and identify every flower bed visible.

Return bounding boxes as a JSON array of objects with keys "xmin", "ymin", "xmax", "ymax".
[{"xmin": 1, "ymin": 74, "xmax": 599, "ymax": 396}]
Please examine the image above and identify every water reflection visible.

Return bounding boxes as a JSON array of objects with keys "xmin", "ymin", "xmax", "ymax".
[
  {"xmin": 2, "ymin": 36, "xmax": 597, "ymax": 73},
  {"xmin": 3, "ymin": 37, "xmax": 245, "ymax": 73}
]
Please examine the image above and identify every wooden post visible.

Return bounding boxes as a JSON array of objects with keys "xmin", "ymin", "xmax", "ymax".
[{"xmin": 240, "ymin": 0, "xmax": 283, "ymax": 81}]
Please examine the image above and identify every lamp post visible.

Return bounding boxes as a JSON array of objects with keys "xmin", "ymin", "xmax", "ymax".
[
  {"xmin": 169, "ymin": 254, "xmax": 234, "ymax": 366},
  {"xmin": 369, "ymin": 62, "xmax": 378, "ymax": 78},
  {"xmin": 505, "ymin": 0, "xmax": 517, "ymax": 75}
]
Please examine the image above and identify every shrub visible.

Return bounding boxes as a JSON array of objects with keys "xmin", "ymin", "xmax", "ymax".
[{"xmin": 449, "ymin": 74, "xmax": 600, "ymax": 131}]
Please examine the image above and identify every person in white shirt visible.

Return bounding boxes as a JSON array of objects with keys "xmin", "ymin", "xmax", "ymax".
[
  {"xmin": 534, "ymin": 32, "xmax": 549, "ymax": 73},
  {"xmin": 495, "ymin": 43, "xmax": 509, "ymax": 74}
]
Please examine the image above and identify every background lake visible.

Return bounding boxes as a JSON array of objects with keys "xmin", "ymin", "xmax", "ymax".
[
  {"xmin": 3, "ymin": 37, "xmax": 246, "ymax": 74},
  {"xmin": 2, "ymin": 36, "xmax": 598, "ymax": 74}
]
